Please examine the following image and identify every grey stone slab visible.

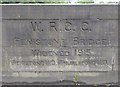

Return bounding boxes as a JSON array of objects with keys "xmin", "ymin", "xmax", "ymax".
[
  {"xmin": 2, "ymin": 5, "xmax": 90, "ymax": 19},
  {"xmin": 90, "ymin": 5, "xmax": 118, "ymax": 19},
  {"xmin": 2, "ymin": 5, "xmax": 118, "ymax": 85}
]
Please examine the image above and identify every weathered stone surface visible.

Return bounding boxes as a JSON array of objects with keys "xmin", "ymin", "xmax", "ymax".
[{"xmin": 2, "ymin": 5, "xmax": 118, "ymax": 85}]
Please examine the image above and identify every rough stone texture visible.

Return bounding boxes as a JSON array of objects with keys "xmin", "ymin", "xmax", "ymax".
[{"xmin": 2, "ymin": 5, "xmax": 118, "ymax": 85}]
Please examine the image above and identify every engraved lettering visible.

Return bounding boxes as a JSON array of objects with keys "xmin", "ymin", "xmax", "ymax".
[
  {"xmin": 81, "ymin": 22, "xmax": 91, "ymax": 31},
  {"xmin": 31, "ymin": 21, "xmax": 43, "ymax": 32},
  {"xmin": 49, "ymin": 22, "xmax": 57, "ymax": 31},
  {"xmin": 65, "ymin": 22, "xmax": 72, "ymax": 31}
]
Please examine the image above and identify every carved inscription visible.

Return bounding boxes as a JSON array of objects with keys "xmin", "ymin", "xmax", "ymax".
[{"xmin": 3, "ymin": 19, "xmax": 117, "ymax": 72}]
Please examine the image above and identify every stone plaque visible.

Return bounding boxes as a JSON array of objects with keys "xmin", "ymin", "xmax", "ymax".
[{"xmin": 2, "ymin": 5, "xmax": 118, "ymax": 85}]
